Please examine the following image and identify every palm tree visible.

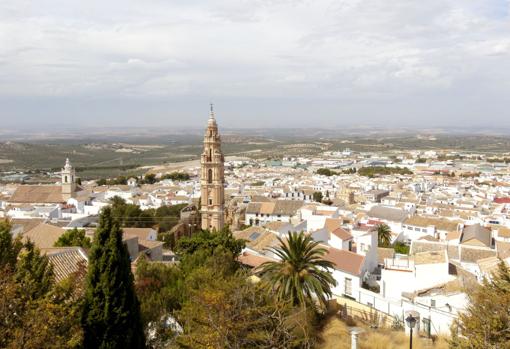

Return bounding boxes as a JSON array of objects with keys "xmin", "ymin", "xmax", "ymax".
[
  {"xmin": 258, "ymin": 232, "xmax": 336, "ymax": 309},
  {"xmin": 377, "ymin": 223, "xmax": 392, "ymax": 247}
]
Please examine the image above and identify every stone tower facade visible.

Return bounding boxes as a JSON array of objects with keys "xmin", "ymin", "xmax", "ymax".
[
  {"xmin": 200, "ymin": 105, "xmax": 225, "ymax": 231},
  {"xmin": 61, "ymin": 158, "xmax": 76, "ymax": 200}
]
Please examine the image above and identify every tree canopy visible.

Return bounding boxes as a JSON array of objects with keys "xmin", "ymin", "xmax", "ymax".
[
  {"xmin": 81, "ymin": 207, "xmax": 145, "ymax": 349},
  {"xmin": 376, "ymin": 224, "xmax": 392, "ymax": 247},
  {"xmin": 54, "ymin": 228, "xmax": 92, "ymax": 249},
  {"xmin": 451, "ymin": 261, "xmax": 510, "ymax": 348},
  {"xmin": 258, "ymin": 231, "xmax": 336, "ymax": 310},
  {"xmin": 110, "ymin": 196, "xmax": 184, "ymax": 231},
  {"xmin": 0, "ymin": 219, "xmax": 83, "ymax": 349}
]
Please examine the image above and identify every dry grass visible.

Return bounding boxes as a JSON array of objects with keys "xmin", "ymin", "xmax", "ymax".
[{"xmin": 317, "ymin": 316, "xmax": 449, "ymax": 349}]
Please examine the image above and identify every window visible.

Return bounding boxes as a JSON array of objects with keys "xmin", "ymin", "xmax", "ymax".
[
  {"xmin": 249, "ymin": 232, "xmax": 261, "ymax": 241},
  {"xmin": 208, "ymin": 198, "xmax": 212, "ymax": 205},
  {"xmin": 344, "ymin": 278, "xmax": 352, "ymax": 295},
  {"xmin": 64, "ymin": 175, "xmax": 68, "ymax": 183},
  {"xmin": 431, "ymin": 299, "xmax": 436, "ymax": 307},
  {"xmin": 208, "ymin": 169, "xmax": 213, "ymax": 183}
]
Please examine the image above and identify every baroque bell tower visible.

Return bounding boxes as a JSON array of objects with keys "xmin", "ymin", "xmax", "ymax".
[
  {"xmin": 200, "ymin": 104, "xmax": 225, "ymax": 231},
  {"xmin": 61, "ymin": 158, "xmax": 76, "ymax": 200}
]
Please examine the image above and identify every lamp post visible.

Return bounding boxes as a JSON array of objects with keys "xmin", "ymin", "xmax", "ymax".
[{"xmin": 405, "ymin": 314, "xmax": 417, "ymax": 349}]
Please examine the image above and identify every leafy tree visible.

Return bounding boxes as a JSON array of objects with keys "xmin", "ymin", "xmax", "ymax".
[
  {"xmin": 0, "ymin": 225, "xmax": 82, "ymax": 349},
  {"xmin": 81, "ymin": 207, "xmax": 145, "ymax": 348},
  {"xmin": 135, "ymin": 257, "xmax": 184, "ymax": 348},
  {"xmin": 1, "ymin": 269, "xmax": 84, "ymax": 349},
  {"xmin": 154, "ymin": 204, "xmax": 186, "ymax": 232},
  {"xmin": 312, "ymin": 191, "xmax": 323, "ymax": 203},
  {"xmin": 393, "ymin": 241, "xmax": 409, "ymax": 255},
  {"xmin": 316, "ymin": 168, "xmax": 337, "ymax": 176},
  {"xmin": 176, "ymin": 264, "xmax": 312, "ymax": 349},
  {"xmin": 258, "ymin": 232, "xmax": 336, "ymax": 310},
  {"xmin": 54, "ymin": 228, "xmax": 92, "ymax": 248},
  {"xmin": 176, "ymin": 227, "xmax": 245, "ymax": 261},
  {"xmin": 358, "ymin": 166, "xmax": 413, "ymax": 177},
  {"xmin": 109, "ymin": 197, "xmax": 184, "ymax": 231},
  {"xmin": 97, "ymin": 176, "xmax": 128, "ymax": 186},
  {"xmin": 110, "ymin": 196, "xmax": 155, "ymax": 228},
  {"xmin": 376, "ymin": 224, "xmax": 392, "ymax": 247},
  {"xmin": 450, "ymin": 261, "xmax": 510, "ymax": 349},
  {"xmin": 143, "ymin": 173, "xmax": 157, "ymax": 184},
  {"xmin": 161, "ymin": 172, "xmax": 191, "ymax": 181}
]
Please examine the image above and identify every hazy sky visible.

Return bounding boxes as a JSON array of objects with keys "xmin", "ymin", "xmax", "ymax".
[{"xmin": 1, "ymin": 0, "xmax": 510, "ymax": 129}]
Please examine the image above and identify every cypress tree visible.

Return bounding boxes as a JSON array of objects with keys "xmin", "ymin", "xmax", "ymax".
[
  {"xmin": 0, "ymin": 220, "xmax": 21, "ymax": 270},
  {"xmin": 81, "ymin": 207, "xmax": 145, "ymax": 349}
]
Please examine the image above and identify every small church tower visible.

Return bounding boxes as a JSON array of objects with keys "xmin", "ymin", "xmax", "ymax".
[
  {"xmin": 61, "ymin": 158, "xmax": 76, "ymax": 200},
  {"xmin": 200, "ymin": 104, "xmax": 225, "ymax": 231}
]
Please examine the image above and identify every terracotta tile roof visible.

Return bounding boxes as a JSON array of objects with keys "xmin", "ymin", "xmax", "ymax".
[
  {"xmin": 495, "ymin": 226, "xmax": 510, "ymax": 238},
  {"xmin": 404, "ymin": 216, "xmax": 460, "ymax": 232},
  {"xmin": 246, "ymin": 202, "xmax": 262, "ymax": 214},
  {"xmin": 414, "ymin": 250, "xmax": 447, "ymax": 265},
  {"xmin": 460, "ymin": 224, "xmax": 492, "ymax": 247},
  {"xmin": 138, "ymin": 239, "xmax": 164, "ymax": 250},
  {"xmin": 477, "ymin": 256, "xmax": 503, "ymax": 275},
  {"xmin": 233, "ymin": 227, "xmax": 280, "ymax": 253},
  {"xmin": 324, "ymin": 218, "xmax": 342, "ymax": 232},
  {"xmin": 251, "ymin": 195, "xmax": 272, "ymax": 202},
  {"xmin": 9, "ymin": 185, "xmax": 64, "ymax": 203},
  {"xmin": 260, "ymin": 202, "xmax": 276, "ymax": 214},
  {"xmin": 238, "ymin": 251, "xmax": 275, "ymax": 268},
  {"xmin": 9, "ymin": 218, "xmax": 45, "ymax": 236},
  {"xmin": 446, "ymin": 230, "xmax": 461, "ymax": 241},
  {"xmin": 323, "ymin": 247, "xmax": 365, "ymax": 276},
  {"xmin": 45, "ymin": 247, "xmax": 88, "ymax": 283},
  {"xmin": 273, "ymin": 200, "xmax": 304, "ymax": 215},
  {"xmin": 377, "ymin": 247, "xmax": 395, "ymax": 265},
  {"xmin": 367, "ymin": 205, "xmax": 408, "ymax": 222},
  {"xmin": 496, "ymin": 240, "xmax": 510, "ymax": 259},
  {"xmin": 331, "ymin": 228, "xmax": 352, "ymax": 241},
  {"xmin": 418, "ymin": 235, "xmax": 439, "ymax": 242},
  {"xmin": 23, "ymin": 223, "xmax": 65, "ymax": 249},
  {"xmin": 246, "ymin": 200, "xmax": 304, "ymax": 216},
  {"xmin": 315, "ymin": 210, "xmax": 336, "ymax": 216},
  {"xmin": 494, "ymin": 197, "xmax": 510, "ymax": 204},
  {"xmin": 264, "ymin": 221, "xmax": 290, "ymax": 231},
  {"xmin": 122, "ymin": 227, "xmax": 155, "ymax": 240}
]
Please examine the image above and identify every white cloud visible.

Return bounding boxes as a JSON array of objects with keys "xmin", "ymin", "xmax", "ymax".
[{"xmin": 0, "ymin": 0, "xmax": 509, "ymax": 127}]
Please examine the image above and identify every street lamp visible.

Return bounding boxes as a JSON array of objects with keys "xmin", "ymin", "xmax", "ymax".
[{"xmin": 405, "ymin": 314, "xmax": 417, "ymax": 349}]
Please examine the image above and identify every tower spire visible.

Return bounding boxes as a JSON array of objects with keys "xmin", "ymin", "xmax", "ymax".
[
  {"xmin": 209, "ymin": 103, "xmax": 215, "ymax": 119},
  {"xmin": 208, "ymin": 103, "xmax": 217, "ymax": 126}
]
